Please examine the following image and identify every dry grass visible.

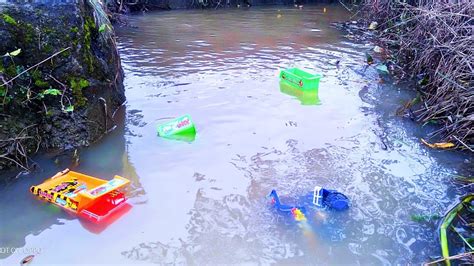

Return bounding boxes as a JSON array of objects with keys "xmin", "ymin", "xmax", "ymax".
[{"xmin": 361, "ymin": 0, "xmax": 473, "ymax": 151}]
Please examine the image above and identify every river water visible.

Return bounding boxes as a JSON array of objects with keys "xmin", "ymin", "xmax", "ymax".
[{"xmin": 1, "ymin": 5, "xmax": 472, "ymax": 265}]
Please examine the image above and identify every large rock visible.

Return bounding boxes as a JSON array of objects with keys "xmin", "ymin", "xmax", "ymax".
[{"xmin": 0, "ymin": 0, "xmax": 125, "ymax": 171}]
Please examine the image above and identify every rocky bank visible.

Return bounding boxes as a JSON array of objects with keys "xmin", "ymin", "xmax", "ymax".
[{"xmin": 0, "ymin": 0, "xmax": 125, "ymax": 173}]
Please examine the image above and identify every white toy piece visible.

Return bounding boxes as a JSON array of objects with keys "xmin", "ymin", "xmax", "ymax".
[{"xmin": 313, "ymin": 186, "xmax": 323, "ymax": 207}]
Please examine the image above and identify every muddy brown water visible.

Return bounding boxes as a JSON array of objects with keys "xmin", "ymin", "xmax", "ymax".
[{"xmin": 1, "ymin": 5, "xmax": 472, "ymax": 265}]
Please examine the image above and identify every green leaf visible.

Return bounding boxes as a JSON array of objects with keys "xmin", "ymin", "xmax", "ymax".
[
  {"xmin": 43, "ymin": 88, "xmax": 61, "ymax": 96},
  {"xmin": 0, "ymin": 86, "xmax": 6, "ymax": 97},
  {"xmin": 411, "ymin": 214, "xmax": 426, "ymax": 222},
  {"xmin": 64, "ymin": 105, "xmax": 74, "ymax": 112},
  {"xmin": 4, "ymin": 48, "xmax": 21, "ymax": 57},
  {"xmin": 365, "ymin": 52, "xmax": 374, "ymax": 65},
  {"xmin": 9, "ymin": 48, "xmax": 21, "ymax": 57},
  {"xmin": 376, "ymin": 64, "xmax": 389, "ymax": 73},
  {"xmin": 418, "ymin": 76, "xmax": 429, "ymax": 86},
  {"xmin": 3, "ymin": 95, "xmax": 12, "ymax": 104},
  {"xmin": 98, "ymin": 24, "xmax": 106, "ymax": 33},
  {"xmin": 78, "ymin": 79, "xmax": 89, "ymax": 88},
  {"xmin": 411, "ymin": 213, "xmax": 440, "ymax": 223},
  {"xmin": 16, "ymin": 65, "xmax": 23, "ymax": 75},
  {"xmin": 2, "ymin": 14, "xmax": 17, "ymax": 26}
]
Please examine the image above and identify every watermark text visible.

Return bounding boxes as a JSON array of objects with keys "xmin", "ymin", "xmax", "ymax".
[{"xmin": 0, "ymin": 247, "xmax": 42, "ymax": 255}]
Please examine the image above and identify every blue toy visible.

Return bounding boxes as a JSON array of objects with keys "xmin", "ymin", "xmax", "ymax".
[
  {"xmin": 268, "ymin": 186, "xmax": 349, "ymax": 215},
  {"xmin": 268, "ymin": 189, "xmax": 308, "ymax": 221}
]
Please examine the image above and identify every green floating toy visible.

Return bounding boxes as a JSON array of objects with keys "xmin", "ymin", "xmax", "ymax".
[
  {"xmin": 279, "ymin": 68, "xmax": 322, "ymax": 91},
  {"xmin": 157, "ymin": 115, "xmax": 196, "ymax": 141},
  {"xmin": 280, "ymin": 81, "xmax": 320, "ymax": 105}
]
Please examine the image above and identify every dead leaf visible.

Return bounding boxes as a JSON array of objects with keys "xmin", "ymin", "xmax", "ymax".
[{"xmin": 421, "ymin": 138, "xmax": 455, "ymax": 149}]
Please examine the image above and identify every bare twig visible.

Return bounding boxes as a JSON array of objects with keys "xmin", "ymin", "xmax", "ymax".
[
  {"xmin": 424, "ymin": 251, "xmax": 474, "ymax": 265},
  {"xmin": 48, "ymin": 74, "xmax": 73, "ymax": 111},
  {"xmin": 0, "ymin": 47, "xmax": 71, "ymax": 87},
  {"xmin": 0, "ymin": 124, "xmax": 38, "ymax": 171},
  {"xmin": 453, "ymin": 135, "xmax": 474, "ymax": 152}
]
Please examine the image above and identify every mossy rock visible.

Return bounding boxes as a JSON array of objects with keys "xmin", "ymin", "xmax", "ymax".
[{"xmin": 0, "ymin": 1, "xmax": 125, "ymax": 173}]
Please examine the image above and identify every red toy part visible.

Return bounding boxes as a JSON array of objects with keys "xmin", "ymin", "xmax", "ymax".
[{"xmin": 79, "ymin": 190, "xmax": 127, "ymax": 223}]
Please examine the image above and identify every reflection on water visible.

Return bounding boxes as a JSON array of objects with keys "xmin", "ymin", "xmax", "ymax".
[
  {"xmin": 0, "ymin": 106, "xmax": 146, "ymax": 262},
  {"xmin": 1, "ymin": 5, "xmax": 472, "ymax": 265},
  {"xmin": 280, "ymin": 81, "xmax": 321, "ymax": 105}
]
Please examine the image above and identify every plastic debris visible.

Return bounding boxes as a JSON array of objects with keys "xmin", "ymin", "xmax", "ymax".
[
  {"xmin": 421, "ymin": 138, "xmax": 455, "ymax": 149},
  {"xmin": 21, "ymin": 255, "xmax": 34, "ymax": 265},
  {"xmin": 268, "ymin": 186, "xmax": 350, "ymax": 217},
  {"xmin": 280, "ymin": 81, "xmax": 320, "ymax": 105},
  {"xmin": 279, "ymin": 68, "xmax": 322, "ymax": 91},
  {"xmin": 291, "ymin": 208, "xmax": 307, "ymax": 221},
  {"xmin": 373, "ymin": 45, "xmax": 383, "ymax": 53},
  {"xmin": 369, "ymin": 21, "xmax": 378, "ymax": 30},
  {"xmin": 268, "ymin": 189, "xmax": 305, "ymax": 213},
  {"xmin": 157, "ymin": 114, "xmax": 196, "ymax": 139},
  {"xmin": 30, "ymin": 169, "xmax": 130, "ymax": 223},
  {"xmin": 375, "ymin": 64, "xmax": 389, "ymax": 74}
]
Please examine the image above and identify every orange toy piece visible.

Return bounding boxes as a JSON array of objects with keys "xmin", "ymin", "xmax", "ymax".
[
  {"xmin": 291, "ymin": 207, "xmax": 307, "ymax": 222},
  {"xmin": 30, "ymin": 169, "xmax": 130, "ymax": 222}
]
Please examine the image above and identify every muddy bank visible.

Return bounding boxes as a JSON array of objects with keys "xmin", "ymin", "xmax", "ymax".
[
  {"xmin": 334, "ymin": 2, "xmax": 473, "ymax": 263},
  {"xmin": 0, "ymin": 1, "xmax": 125, "ymax": 174},
  {"xmin": 354, "ymin": 1, "xmax": 473, "ymax": 151}
]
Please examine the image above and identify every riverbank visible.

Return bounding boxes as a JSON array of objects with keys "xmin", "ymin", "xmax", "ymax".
[
  {"xmin": 349, "ymin": 1, "xmax": 473, "ymax": 263},
  {"xmin": 0, "ymin": 1, "xmax": 125, "ymax": 174},
  {"xmin": 357, "ymin": 0, "xmax": 473, "ymax": 152}
]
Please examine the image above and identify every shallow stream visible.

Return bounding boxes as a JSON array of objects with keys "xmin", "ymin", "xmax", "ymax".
[{"xmin": 1, "ymin": 5, "xmax": 472, "ymax": 265}]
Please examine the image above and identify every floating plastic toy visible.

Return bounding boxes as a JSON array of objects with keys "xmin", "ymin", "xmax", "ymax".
[
  {"xmin": 157, "ymin": 114, "xmax": 196, "ymax": 141},
  {"xmin": 268, "ymin": 189, "xmax": 308, "ymax": 220},
  {"xmin": 268, "ymin": 186, "xmax": 349, "ymax": 218},
  {"xmin": 30, "ymin": 169, "xmax": 130, "ymax": 223},
  {"xmin": 279, "ymin": 68, "xmax": 322, "ymax": 91},
  {"xmin": 280, "ymin": 81, "xmax": 320, "ymax": 105}
]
